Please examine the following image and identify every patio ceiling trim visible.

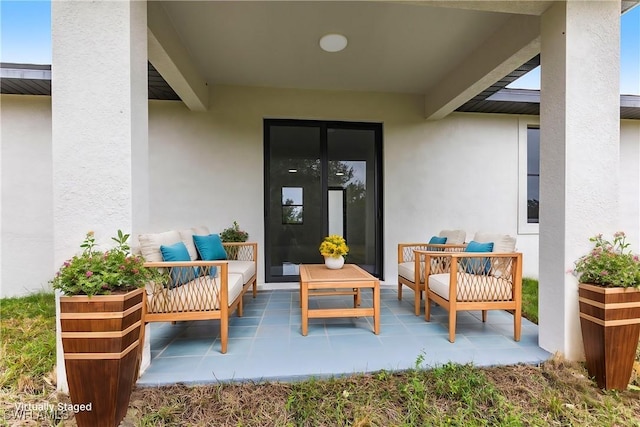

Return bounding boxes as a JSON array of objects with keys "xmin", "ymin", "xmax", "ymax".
[
  {"xmin": 423, "ymin": 14, "xmax": 540, "ymax": 120},
  {"xmin": 0, "ymin": 63, "xmax": 51, "ymax": 95},
  {"xmin": 147, "ymin": 2, "xmax": 208, "ymax": 112},
  {"xmin": 2, "ymin": 62, "xmax": 639, "ymax": 120},
  {"xmin": 0, "ymin": 62, "xmax": 179, "ymax": 101}
]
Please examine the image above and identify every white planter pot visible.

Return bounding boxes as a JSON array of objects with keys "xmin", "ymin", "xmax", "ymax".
[{"xmin": 324, "ymin": 256, "xmax": 345, "ymax": 270}]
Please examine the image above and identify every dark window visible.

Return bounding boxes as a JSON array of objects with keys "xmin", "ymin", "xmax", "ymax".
[
  {"xmin": 527, "ymin": 126, "xmax": 540, "ymax": 223},
  {"xmin": 282, "ymin": 187, "xmax": 303, "ymax": 224}
]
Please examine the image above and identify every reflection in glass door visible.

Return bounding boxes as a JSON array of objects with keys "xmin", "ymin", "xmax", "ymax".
[
  {"xmin": 264, "ymin": 120, "xmax": 382, "ymax": 282},
  {"xmin": 328, "ymin": 127, "xmax": 379, "ymax": 275}
]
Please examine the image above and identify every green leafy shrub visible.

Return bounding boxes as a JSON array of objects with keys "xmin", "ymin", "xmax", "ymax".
[
  {"xmin": 572, "ymin": 232, "xmax": 640, "ymax": 288},
  {"xmin": 51, "ymin": 230, "xmax": 158, "ymax": 296},
  {"xmin": 220, "ymin": 221, "xmax": 249, "ymax": 242}
]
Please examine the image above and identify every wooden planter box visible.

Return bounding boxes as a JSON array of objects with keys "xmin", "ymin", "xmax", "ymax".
[
  {"xmin": 578, "ymin": 283, "xmax": 640, "ymax": 390},
  {"xmin": 59, "ymin": 288, "xmax": 144, "ymax": 427}
]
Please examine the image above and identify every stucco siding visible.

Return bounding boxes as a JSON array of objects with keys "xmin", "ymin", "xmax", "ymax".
[
  {"xmin": 1, "ymin": 95, "xmax": 54, "ymax": 297},
  {"xmin": 148, "ymin": 85, "xmax": 540, "ymax": 283},
  {"xmin": 2, "ymin": 88, "xmax": 639, "ymax": 296}
]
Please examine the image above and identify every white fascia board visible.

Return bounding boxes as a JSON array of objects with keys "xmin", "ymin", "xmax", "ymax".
[
  {"xmin": 147, "ymin": 2, "xmax": 208, "ymax": 111},
  {"xmin": 424, "ymin": 14, "xmax": 540, "ymax": 120},
  {"xmin": 0, "ymin": 68, "xmax": 51, "ymax": 80}
]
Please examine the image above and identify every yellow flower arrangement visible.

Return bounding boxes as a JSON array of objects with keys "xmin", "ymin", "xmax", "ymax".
[{"xmin": 319, "ymin": 235, "xmax": 349, "ymax": 258}]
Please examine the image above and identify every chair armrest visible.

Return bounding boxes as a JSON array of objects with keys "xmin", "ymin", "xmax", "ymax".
[
  {"xmin": 410, "ymin": 245, "xmax": 468, "ymax": 274},
  {"xmin": 399, "ymin": 243, "xmax": 466, "ymax": 262},
  {"xmin": 144, "ymin": 260, "xmax": 229, "ymax": 268},
  {"xmin": 142, "ymin": 261, "xmax": 232, "ymax": 313},
  {"xmin": 222, "ymin": 242, "xmax": 258, "ymax": 262},
  {"xmin": 143, "ymin": 260, "xmax": 230, "ymax": 287},
  {"xmin": 417, "ymin": 252, "xmax": 522, "ymax": 302},
  {"xmin": 415, "ymin": 251, "xmax": 522, "ymax": 278},
  {"xmin": 398, "ymin": 243, "xmax": 429, "ymax": 263}
]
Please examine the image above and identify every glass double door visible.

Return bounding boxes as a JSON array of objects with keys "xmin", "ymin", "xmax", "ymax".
[{"xmin": 264, "ymin": 119, "xmax": 383, "ymax": 282}]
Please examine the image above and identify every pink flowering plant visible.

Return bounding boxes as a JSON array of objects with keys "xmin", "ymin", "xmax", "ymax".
[
  {"xmin": 572, "ymin": 232, "xmax": 640, "ymax": 288},
  {"xmin": 52, "ymin": 230, "xmax": 159, "ymax": 296}
]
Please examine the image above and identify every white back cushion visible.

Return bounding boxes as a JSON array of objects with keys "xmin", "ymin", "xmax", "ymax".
[
  {"xmin": 439, "ymin": 229, "xmax": 466, "ymax": 244},
  {"xmin": 473, "ymin": 232, "xmax": 516, "ymax": 253},
  {"xmin": 178, "ymin": 228, "xmax": 199, "ymax": 260},
  {"xmin": 192, "ymin": 225, "xmax": 210, "ymax": 236},
  {"xmin": 138, "ymin": 230, "xmax": 181, "ymax": 262}
]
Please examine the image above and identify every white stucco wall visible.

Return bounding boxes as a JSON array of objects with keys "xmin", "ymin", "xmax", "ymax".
[
  {"xmin": 2, "ymin": 89, "xmax": 639, "ymax": 296},
  {"xmin": 0, "ymin": 95, "xmax": 54, "ymax": 297},
  {"xmin": 148, "ymin": 85, "xmax": 544, "ymax": 284}
]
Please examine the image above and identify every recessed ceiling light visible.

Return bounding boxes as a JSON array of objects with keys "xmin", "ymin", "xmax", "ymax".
[
  {"xmin": 336, "ymin": 172, "xmax": 345, "ymax": 176},
  {"xmin": 319, "ymin": 34, "xmax": 348, "ymax": 53},
  {"xmin": 288, "ymin": 169, "xmax": 298, "ymax": 173}
]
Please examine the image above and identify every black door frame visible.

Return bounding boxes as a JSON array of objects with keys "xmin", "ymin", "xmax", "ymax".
[{"xmin": 263, "ymin": 118, "xmax": 384, "ymax": 282}]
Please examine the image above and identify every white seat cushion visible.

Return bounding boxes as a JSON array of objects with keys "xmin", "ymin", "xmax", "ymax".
[
  {"xmin": 428, "ymin": 273, "xmax": 513, "ymax": 302},
  {"xmin": 227, "ymin": 260, "xmax": 256, "ymax": 284},
  {"xmin": 146, "ymin": 273, "xmax": 244, "ymax": 312},
  {"xmin": 439, "ymin": 229, "xmax": 466, "ymax": 245},
  {"xmin": 398, "ymin": 261, "xmax": 421, "ymax": 282},
  {"xmin": 399, "ymin": 260, "xmax": 444, "ymax": 282}
]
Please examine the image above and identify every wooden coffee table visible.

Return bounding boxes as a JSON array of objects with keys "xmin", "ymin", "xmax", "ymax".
[{"xmin": 299, "ymin": 264, "xmax": 380, "ymax": 336}]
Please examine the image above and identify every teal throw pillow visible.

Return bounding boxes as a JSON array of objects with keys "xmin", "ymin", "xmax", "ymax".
[
  {"xmin": 193, "ymin": 234, "xmax": 226, "ymax": 276},
  {"xmin": 428, "ymin": 236, "xmax": 447, "ymax": 252},
  {"xmin": 428, "ymin": 236, "xmax": 447, "ymax": 244},
  {"xmin": 193, "ymin": 234, "xmax": 227, "ymax": 260},
  {"xmin": 160, "ymin": 242, "xmax": 199, "ymax": 288},
  {"xmin": 462, "ymin": 241, "xmax": 494, "ymax": 274}
]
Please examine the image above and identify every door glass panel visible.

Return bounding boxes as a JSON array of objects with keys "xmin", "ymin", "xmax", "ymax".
[
  {"xmin": 266, "ymin": 121, "xmax": 382, "ymax": 282},
  {"xmin": 268, "ymin": 126, "xmax": 321, "ymax": 279},
  {"xmin": 327, "ymin": 128, "xmax": 378, "ymax": 275}
]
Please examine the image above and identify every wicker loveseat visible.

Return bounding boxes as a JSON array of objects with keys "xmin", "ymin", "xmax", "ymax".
[
  {"xmin": 417, "ymin": 232, "xmax": 522, "ymax": 343},
  {"xmin": 137, "ymin": 226, "xmax": 257, "ymax": 354}
]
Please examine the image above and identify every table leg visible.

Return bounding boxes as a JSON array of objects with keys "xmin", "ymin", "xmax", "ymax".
[
  {"xmin": 373, "ymin": 282, "xmax": 380, "ymax": 334},
  {"xmin": 301, "ymin": 281, "xmax": 309, "ymax": 336}
]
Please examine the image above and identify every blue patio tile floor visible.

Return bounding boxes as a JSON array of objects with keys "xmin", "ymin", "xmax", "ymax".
[{"xmin": 138, "ymin": 286, "xmax": 551, "ymax": 387}]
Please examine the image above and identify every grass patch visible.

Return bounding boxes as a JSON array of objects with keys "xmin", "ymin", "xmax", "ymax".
[
  {"xmin": 1, "ymin": 287, "xmax": 639, "ymax": 426},
  {"xmin": 126, "ymin": 356, "xmax": 640, "ymax": 426},
  {"xmin": 0, "ymin": 292, "xmax": 56, "ymax": 393},
  {"xmin": 521, "ymin": 278, "xmax": 539, "ymax": 324}
]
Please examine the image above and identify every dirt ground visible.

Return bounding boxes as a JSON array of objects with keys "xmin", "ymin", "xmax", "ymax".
[{"xmin": 2, "ymin": 356, "xmax": 639, "ymax": 426}]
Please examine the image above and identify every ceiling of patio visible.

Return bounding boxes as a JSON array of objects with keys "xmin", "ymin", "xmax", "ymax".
[{"xmin": 154, "ymin": 1, "xmax": 549, "ymax": 95}]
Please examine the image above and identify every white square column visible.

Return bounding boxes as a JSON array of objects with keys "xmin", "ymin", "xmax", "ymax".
[
  {"xmin": 52, "ymin": 0, "xmax": 148, "ymax": 391},
  {"xmin": 538, "ymin": 1, "xmax": 621, "ymax": 360}
]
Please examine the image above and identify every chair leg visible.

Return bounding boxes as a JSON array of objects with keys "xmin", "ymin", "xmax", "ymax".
[
  {"xmin": 220, "ymin": 317, "xmax": 229, "ymax": 354},
  {"xmin": 448, "ymin": 310, "xmax": 457, "ymax": 343},
  {"xmin": 414, "ymin": 289, "xmax": 421, "ymax": 316},
  {"xmin": 425, "ymin": 295, "xmax": 431, "ymax": 321},
  {"xmin": 482, "ymin": 310, "xmax": 487, "ymax": 322},
  {"xmin": 237, "ymin": 296, "xmax": 244, "ymax": 317},
  {"xmin": 514, "ymin": 305, "xmax": 522, "ymax": 342},
  {"xmin": 397, "ymin": 282, "xmax": 403, "ymax": 300},
  {"xmin": 252, "ymin": 280, "xmax": 257, "ymax": 298}
]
